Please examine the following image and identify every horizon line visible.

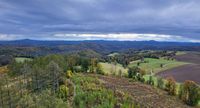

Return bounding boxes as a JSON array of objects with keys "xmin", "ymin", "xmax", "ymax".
[{"xmin": 0, "ymin": 39, "xmax": 200, "ymax": 43}]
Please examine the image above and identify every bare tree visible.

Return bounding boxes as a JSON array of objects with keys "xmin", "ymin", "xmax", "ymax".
[{"xmin": 47, "ymin": 61, "xmax": 62, "ymax": 94}]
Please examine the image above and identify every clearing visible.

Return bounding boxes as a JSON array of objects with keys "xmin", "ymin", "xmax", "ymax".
[{"xmin": 100, "ymin": 62, "xmax": 128, "ymax": 76}]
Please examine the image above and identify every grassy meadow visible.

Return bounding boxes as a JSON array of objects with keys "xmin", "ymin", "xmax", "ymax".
[
  {"xmin": 175, "ymin": 51, "xmax": 187, "ymax": 55},
  {"xmin": 99, "ymin": 62, "xmax": 128, "ymax": 76},
  {"xmin": 128, "ymin": 58, "xmax": 188, "ymax": 74},
  {"xmin": 108, "ymin": 52, "xmax": 119, "ymax": 57},
  {"xmin": 15, "ymin": 57, "xmax": 33, "ymax": 63}
]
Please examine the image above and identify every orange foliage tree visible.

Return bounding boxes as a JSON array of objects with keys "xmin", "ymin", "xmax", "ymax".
[{"xmin": 165, "ymin": 77, "xmax": 176, "ymax": 95}]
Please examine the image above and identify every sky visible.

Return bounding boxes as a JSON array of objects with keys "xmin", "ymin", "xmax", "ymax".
[{"xmin": 0, "ymin": 0, "xmax": 200, "ymax": 42}]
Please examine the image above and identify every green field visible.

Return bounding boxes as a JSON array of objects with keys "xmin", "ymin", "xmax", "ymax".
[
  {"xmin": 176, "ymin": 51, "xmax": 187, "ymax": 55},
  {"xmin": 100, "ymin": 62, "xmax": 128, "ymax": 76},
  {"xmin": 15, "ymin": 57, "xmax": 33, "ymax": 63},
  {"xmin": 128, "ymin": 58, "xmax": 188, "ymax": 74},
  {"xmin": 108, "ymin": 52, "xmax": 119, "ymax": 57}
]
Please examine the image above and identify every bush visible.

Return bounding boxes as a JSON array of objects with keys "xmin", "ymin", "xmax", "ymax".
[
  {"xmin": 147, "ymin": 75, "xmax": 154, "ymax": 86},
  {"xmin": 157, "ymin": 77, "xmax": 165, "ymax": 89},
  {"xmin": 128, "ymin": 66, "xmax": 145, "ymax": 79},
  {"xmin": 128, "ymin": 66, "xmax": 138, "ymax": 78},
  {"xmin": 66, "ymin": 70, "xmax": 73, "ymax": 78},
  {"xmin": 0, "ymin": 55, "xmax": 13, "ymax": 66},
  {"xmin": 58, "ymin": 85, "xmax": 69, "ymax": 100},
  {"xmin": 180, "ymin": 80, "xmax": 200, "ymax": 106},
  {"xmin": 96, "ymin": 63, "xmax": 104, "ymax": 75},
  {"xmin": 165, "ymin": 77, "xmax": 176, "ymax": 95},
  {"xmin": 136, "ymin": 73, "xmax": 145, "ymax": 83},
  {"xmin": 118, "ymin": 69, "xmax": 122, "ymax": 77}
]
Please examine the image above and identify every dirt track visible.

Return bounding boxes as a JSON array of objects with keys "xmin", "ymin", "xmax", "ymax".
[{"xmin": 93, "ymin": 75, "xmax": 191, "ymax": 108}]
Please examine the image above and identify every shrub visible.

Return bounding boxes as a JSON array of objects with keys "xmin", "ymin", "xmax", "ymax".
[
  {"xmin": 138, "ymin": 69, "xmax": 146, "ymax": 82},
  {"xmin": 137, "ymin": 62, "xmax": 140, "ymax": 66},
  {"xmin": 160, "ymin": 64, "xmax": 164, "ymax": 68},
  {"xmin": 165, "ymin": 77, "xmax": 176, "ymax": 95},
  {"xmin": 66, "ymin": 70, "xmax": 73, "ymax": 78},
  {"xmin": 73, "ymin": 66, "xmax": 82, "ymax": 73},
  {"xmin": 139, "ymin": 76, "xmax": 145, "ymax": 83},
  {"xmin": 147, "ymin": 75, "xmax": 154, "ymax": 86},
  {"xmin": 128, "ymin": 66, "xmax": 138, "ymax": 78},
  {"xmin": 96, "ymin": 63, "xmax": 104, "ymax": 75},
  {"xmin": 180, "ymin": 80, "xmax": 200, "ymax": 106},
  {"xmin": 157, "ymin": 77, "xmax": 165, "ymax": 89},
  {"xmin": 0, "ymin": 55, "xmax": 13, "ymax": 66},
  {"xmin": 58, "ymin": 85, "xmax": 69, "ymax": 100},
  {"xmin": 118, "ymin": 69, "xmax": 122, "ymax": 77},
  {"xmin": 128, "ymin": 66, "xmax": 145, "ymax": 79}
]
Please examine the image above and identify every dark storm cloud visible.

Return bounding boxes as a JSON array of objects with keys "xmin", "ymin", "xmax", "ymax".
[{"xmin": 0, "ymin": 0, "xmax": 200, "ymax": 41}]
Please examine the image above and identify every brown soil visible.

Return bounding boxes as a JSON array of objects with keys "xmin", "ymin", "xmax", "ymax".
[
  {"xmin": 157, "ymin": 53, "xmax": 200, "ymax": 84},
  {"xmin": 90, "ymin": 74, "xmax": 191, "ymax": 108},
  {"xmin": 157, "ymin": 64, "xmax": 200, "ymax": 84},
  {"xmin": 174, "ymin": 53, "xmax": 200, "ymax": 64}
]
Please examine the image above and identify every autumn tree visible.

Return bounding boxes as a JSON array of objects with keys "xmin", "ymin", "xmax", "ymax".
[
  {"xmin": 66, "ymin": 55, "xmax": 78, "ymax": 72},
  {"xmin": 165, "ymin": 77, "xmax": 176, "ymax": 95},
  {"xmin": 180, "ymin": 80, "xmax": 200, "ymax": 106},
  {"xmin": 66, "ymin": 70, "xmax": 72, "ymax": 78}
]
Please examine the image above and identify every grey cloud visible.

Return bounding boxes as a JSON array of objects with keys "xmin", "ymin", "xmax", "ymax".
[{"xmin": 0, "ymin": 0, "xmax": 200, "ymax": 41}]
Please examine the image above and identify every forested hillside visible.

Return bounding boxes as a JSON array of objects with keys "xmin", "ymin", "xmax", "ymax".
[{"xmin": 0, "ymin": 50, "xmax": 199, "ymax": 108}]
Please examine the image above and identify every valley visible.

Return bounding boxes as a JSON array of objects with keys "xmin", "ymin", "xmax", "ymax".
[{"xmin": 0, "ymin": 41, "xmax": 200, "ymax": 108}]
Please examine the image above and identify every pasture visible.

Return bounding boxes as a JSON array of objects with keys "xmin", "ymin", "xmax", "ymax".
[
  {"xmin": 108, "ymin": 52, "xmax": 119, "ymax": 57},
  {"xmin": 15, "ymin": 57, "xmax": 32, "ymax": 63},
  {"xmin": 175, "ymin": 51, "xmax": 187, "ymax": 56},
  {"xmin": 128, "ymin": 58, "xmax": 188, "ymax": 74}
]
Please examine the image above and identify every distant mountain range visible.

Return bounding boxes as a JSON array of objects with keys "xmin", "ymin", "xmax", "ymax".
[
  {"xmin": 1, "ymin": 39, "xmax": 200, "ymax": 57},
  {"xmin": 1, "ymin": 39, "xmax": 200, "ymax": 47}
]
